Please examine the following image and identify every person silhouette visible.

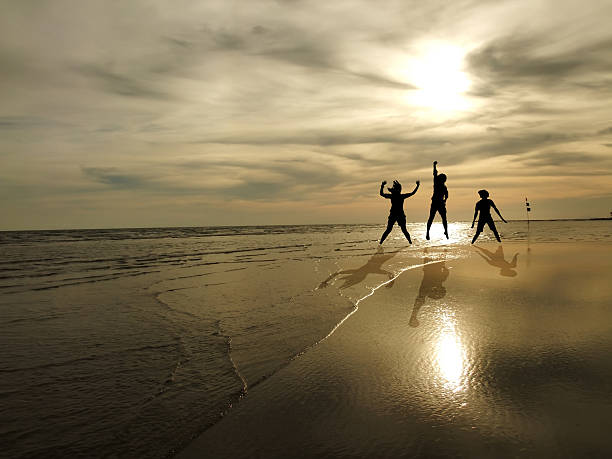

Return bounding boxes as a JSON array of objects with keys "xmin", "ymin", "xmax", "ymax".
[
  {"xmin": 379, "ymin": 179, "xmax": 420, "ymax": 244},
  {"xmin": 473, "ymin": 245, "xmax": 518, "ymax": 277},
  {"xmin": 471, "ymin": 189, "xmax": 507, "ymax": 243},
  {"xmin": 426, "ymin": 161, "xmax": 449, "ymax": 240},
  {"xmin": 410, "ymin": 250, "xmax": 449, "ymax": 327}
]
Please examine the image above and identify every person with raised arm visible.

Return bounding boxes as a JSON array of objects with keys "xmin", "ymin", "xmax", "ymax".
[
  {"xmin": 379, "ymin": 179, "xmax": 420, "ymax": 244},
  {"xmin": 426, "ymin": 161, "xmax": 449, "ymax": 240},
  {"xmin": 471, "ymin": 189, "xmax": 508, "ymax": 243}
]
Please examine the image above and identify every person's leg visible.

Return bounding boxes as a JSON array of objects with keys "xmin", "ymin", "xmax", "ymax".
[
  {"xmin": 398, "ymin": 217, "xmax": 412, "ymax": 244},
  {"xmin": 488, "ymin": 219, "xmax": 501, "ymax": 242},
  {"xmin": 439, "ymin": 205, "xmax": 449, "ymax": 238},
  {"xmin": 472, "ymin": 220, "xmax": 485, "ymax": 244},
  {"xmin": 380, "ymin": 217, "xmax": 395, "ymax": 244},
  {"xmin": 426, "ymin": 205, "xmax": 437, "ymax": 240}
]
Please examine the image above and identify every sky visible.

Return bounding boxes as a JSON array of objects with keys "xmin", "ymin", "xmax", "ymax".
[{"xmin": 1, "ymin": 0, "xmax": 612, "ymax": 230}]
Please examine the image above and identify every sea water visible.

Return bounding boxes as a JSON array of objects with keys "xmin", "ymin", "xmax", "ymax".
[{"xmin": 0, "ymin": 221, "xmax": 610, "ymax": 458}]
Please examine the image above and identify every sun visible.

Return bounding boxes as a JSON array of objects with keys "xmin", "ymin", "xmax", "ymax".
[{"xmin": 403, "ymin": 42, "xmax": 472, "ymax": 112}]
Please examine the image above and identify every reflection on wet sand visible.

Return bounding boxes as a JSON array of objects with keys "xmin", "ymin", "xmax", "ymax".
[
  {"xmin": 435, "ymin": 313, "xmax": 466, "ymax": 392},
  {"xmin": 318, "ymin": 246, "xmax": 403, "ymax": 290},
  {"xmin": 410, "ymin": 250, "xmax": 449, "ymax": 327},
  {"xmin": 473, "ymin": 245, "xmax": 519, "ymax": 277}
]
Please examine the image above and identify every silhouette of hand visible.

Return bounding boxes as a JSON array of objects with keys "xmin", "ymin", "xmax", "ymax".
[
  {"xmin": 416, "ymin": 180, "xmax": 420, "ymax": 185},
  {"xmin": 381, "ymin": 180, "xmax": 387, "ymax": 185},
  {"xmin": 433, "ymin": 161, "xmax": 437, "ymax": 165},
  {"xmin": 471, "ymin": 222, "xmax": 475, "ymax": 228},
  {"xmin": 502, "ymin": 218, "xmax": 508, "ymax": 223}
]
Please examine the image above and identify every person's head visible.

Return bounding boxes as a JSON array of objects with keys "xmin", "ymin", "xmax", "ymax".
[
  {"xmin": 388, "ymin": 180, "xmax": 402, "ymax": 194},
  {"xmin": 500, "ymin": 267, "xmax": 518, "ymax": 277},
  {"xmin": 429, "ymin": 285, "xmax": 446, "ymax": 299},
  {"xmin": 436, "ymin": 173, "xmax": 447, "ymax": 184},
  {"xmin": 478, "ymin": 189, "xmax": 489, "ymax": 199}
]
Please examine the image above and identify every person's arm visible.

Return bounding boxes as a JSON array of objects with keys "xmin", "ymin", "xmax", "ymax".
[
  {"xmin": 471, "ymin": 205, "xmax": 478, "ymax": 228},
  {"xmin": 510, "ymin": 253, "xmax": 518, "ymax": 268},
  {"xmin": 318, "ymin": 269, "xmax": 354, "ymax": 288},
  {"xmin": 380, "ymin": 180, "xmax": 391, "ymax": 198},
  {"xmin": 402, "ymin": 180, "xmax": 420, "ymax": 198},
  {"xmin": 443, "ymin": 187, "xmax": 448, "ymax": 202},
  {"xmin": 491, "ymin": 201, "xmax": 508, "ymax": 223},
  {"xmin": 433, "ymin": 161, "xmax": 438, "ymax": 178}
]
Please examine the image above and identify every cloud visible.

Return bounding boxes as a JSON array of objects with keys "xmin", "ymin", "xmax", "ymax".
[
  {"xmin": 597, "ymin": 126, "xmax": 612, "ymax": 135},
  {"xmin": 467, "ymin": 33, "xmax": 612, "ymax": 96},
  {"xmin": 73, "ymin": 63, "xmax": 174, "ymax": 100},
  {"xmin": 82, "ymin": 167, "xmax": 148, "ymax": 188},
  {"xmin": 517, "ymin": 151, "xmax": 602, "ymax": 167},
  {"xmin": 0, "ymin": 116, "xmax": 57, "ymax": 129}
]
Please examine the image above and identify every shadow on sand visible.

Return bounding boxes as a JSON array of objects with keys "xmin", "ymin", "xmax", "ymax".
[
  {"xmin": 409, "ymin": 249, "xmax": 449, "ymax": 327},
  {"xmin": 318, "ymin": 246, "xmax": 404, "ymax": 290},
  {"xmin": 473, "ymin": 245, "xmax": 519, "ymax": 277}
]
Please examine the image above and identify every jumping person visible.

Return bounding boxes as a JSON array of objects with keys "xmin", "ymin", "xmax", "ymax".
[
  {"xmin": 379, "ymin": 179, "xmax": 420, "ymax": 244},
  {"xmin": 426, "ymin": 161, "xmax": 449, "ymax": 240},
  {"xmin": 471, "ymin": 189, "xmax": 507, "ymax": 243}
]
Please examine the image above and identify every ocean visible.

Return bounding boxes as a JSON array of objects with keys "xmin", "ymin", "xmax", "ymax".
[{"xmin": 1, "ymin": 221, "xmax": 610, "ymax": 458}]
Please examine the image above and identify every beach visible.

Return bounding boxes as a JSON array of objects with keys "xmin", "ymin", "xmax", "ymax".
[
  {"xmin": 178, "ymin": 240, "xmax": 612, "ymax": 458},
  {"xmin": 1, "ymin": 222, "xmax": 611, "ymax": 458}
]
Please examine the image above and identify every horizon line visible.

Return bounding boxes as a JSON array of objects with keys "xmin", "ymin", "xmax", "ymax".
[{"xmin": 1, "ymin": 217, "xmax": 610, "ymax": 233}]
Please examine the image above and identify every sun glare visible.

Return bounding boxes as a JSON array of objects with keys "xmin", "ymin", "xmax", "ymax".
[
  {"xmin": 435, "ymin": 313, "xmax": 466, "ymax": 391},
  {"xmin": 403, "ymin": 43, "xmax": 471, "ymax": 112}
]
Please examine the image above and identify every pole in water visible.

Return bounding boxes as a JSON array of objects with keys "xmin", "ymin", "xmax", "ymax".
[
  {"xmin": 525, "ymin": 197, "xmax": 532, "ymax": 259},
  {"xmin": 525, "ymin": 197, "xmax": 531, "ymax": 227}
]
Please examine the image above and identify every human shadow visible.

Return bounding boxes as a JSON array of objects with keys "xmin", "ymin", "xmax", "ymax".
[
  {"xmin": 318, "ymin": 246, "xmax": 403, "ymax": 290},
  {"xmin": 409, "ymin": 250, "xmax": 449, "ymax": 327},
  {"xmin": 473, "ymin": 245, "xmax": 518, "ymax": 277}
]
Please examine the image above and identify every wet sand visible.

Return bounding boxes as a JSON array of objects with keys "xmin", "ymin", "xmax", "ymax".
[{"xmin": 178, "ymin": 242, "xmax": 612, "ymax": 458}]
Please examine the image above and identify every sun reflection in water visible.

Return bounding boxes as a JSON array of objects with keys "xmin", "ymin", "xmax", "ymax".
[
  {"xmin": 433, "ymin": 222, "xmax": 469, "ymax": 245},
  {"xmin": 435, "ymin": 313, "xmax": 466, "ymax": 392}
]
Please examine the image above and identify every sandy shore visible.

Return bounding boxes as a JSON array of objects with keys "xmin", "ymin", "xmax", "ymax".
[{"xmin": 177, "ymin": 242, "xmax": 612, "ymax": 458}]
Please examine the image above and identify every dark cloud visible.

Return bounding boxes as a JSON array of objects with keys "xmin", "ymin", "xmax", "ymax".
[
  {"xmin": 205, "ymin": 27, "xmax": 246, "ymax": 50},
  {"xmin": 191, "ymin": 129, "xmax": 447, "ymax": 147},
  {"xmin": 73, "ymin": 63, "xmax": 173, "ymax": 100},
  {"xmin": 597, "ymin": 126, "xmax": 612, "ymax": 135},
  {"xmin": 0, "ymin": 116, "xmax": 55, "ymax": 129},
  {"xmin": 254, "ymin": 36, "xmax": 335, "ymax": 68},
  {"xmin": 251, "ymin": 25, "xmax": 268, "ymax": 35},
  {"xmin": 82, "ymin": 167, "xmax": 147, "ymax": 188},
  {"xmin": 226, "ymin": 181, "xmax": 284, "ymax": 199},
  {"xmin": 226, "ymin": 163, "xmax": 347, "ymax": 200},
  {"xmin": 255, "ymin": 40, "xmax": 413, "ymax": 89},
  {"xmin": 467, "ymin": 34, "xmax": 612, "ymax": 96},
  {"xmin": 518, "ymin": 151, "xmax": 601, "ymax": 167}
]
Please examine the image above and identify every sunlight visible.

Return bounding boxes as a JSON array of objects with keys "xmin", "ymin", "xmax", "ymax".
[
  {"xmin": 435, "ymin": 313, "xmax": 466, "ymax": 391},
  {"xmin": 403, "ymin": 42, "xmax": 471, "ymax": 112}
]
